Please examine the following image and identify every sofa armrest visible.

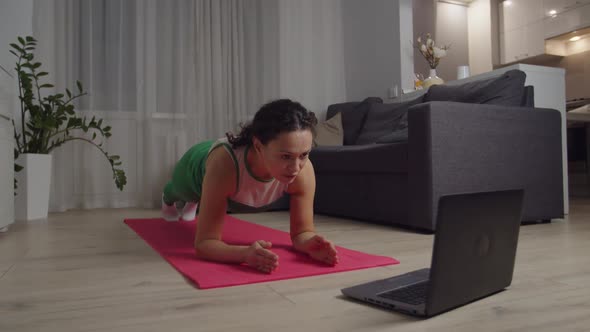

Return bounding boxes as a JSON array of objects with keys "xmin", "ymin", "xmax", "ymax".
[{"xmin": 408, "ymin": 101, "xmax": 563, "ymax": 231}]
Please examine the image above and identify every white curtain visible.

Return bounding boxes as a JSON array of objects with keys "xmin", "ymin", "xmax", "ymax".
[
  {"xmin": 278, "ymin": 0, "xmax": 346, "ymax": 116},
  {"xmin": 31, "ymin": 0, "xmax": 345, "ymax": 211}
]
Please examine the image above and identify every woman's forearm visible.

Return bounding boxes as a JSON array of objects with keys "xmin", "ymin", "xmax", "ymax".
[
  {"xmin": 194, "ymin": 239, "xmax": 249, "ymax": 263},
  {"xmin": 291, "ymin": 231, "xmax": 316, "ymax": 253}
]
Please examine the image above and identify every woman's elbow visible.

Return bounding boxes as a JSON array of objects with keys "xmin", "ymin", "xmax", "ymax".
[
  {"xmin": 194, "ymin": 241, "xmax": 206, "ymax": 258},
  {"xmin": 194, "ymin": 239, "xmax": 215, "ymax": 258}
]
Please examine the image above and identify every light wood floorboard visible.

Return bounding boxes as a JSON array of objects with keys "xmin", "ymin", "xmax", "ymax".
[{"xmin": 1, "ymin": 198, "xmax": 590, "ymax": 332}]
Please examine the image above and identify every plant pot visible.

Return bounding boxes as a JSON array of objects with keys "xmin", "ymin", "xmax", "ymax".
[
  {"xmin": 423, "ymin": 68, "xmax": 444, "ymax": 89},
  {"xmin": 14, "ymin": 153, "xmax": 52, "ymax": 221}
]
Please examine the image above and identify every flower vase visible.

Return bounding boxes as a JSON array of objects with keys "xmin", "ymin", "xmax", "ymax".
[
  {"xmin": 423, "ymin": 69, "xmax": 444, "ymax": 89},
  {"xmin": 14, "ymin": 154, "xmax": 52, "ymax": 221}
]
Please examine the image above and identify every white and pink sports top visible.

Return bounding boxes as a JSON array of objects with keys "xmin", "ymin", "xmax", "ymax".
[{"xmin": 209, "ymin": 138, "xmax": 289, "ymax": 212}]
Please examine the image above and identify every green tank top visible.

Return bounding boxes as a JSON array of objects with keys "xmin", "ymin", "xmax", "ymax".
[{"xmin": 174, "ymin": 138, "xmax": 288, "ymax": 212}]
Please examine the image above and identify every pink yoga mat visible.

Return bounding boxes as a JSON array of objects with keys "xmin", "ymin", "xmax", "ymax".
[{"xmin": 124, "ymin": 216, "xmax": 399, "ymax": 289}]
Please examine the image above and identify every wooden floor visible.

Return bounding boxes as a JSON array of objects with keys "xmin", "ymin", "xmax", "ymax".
[{"xmin": 1, "ymin": 198, "xmax": 590, "ymax": 332}]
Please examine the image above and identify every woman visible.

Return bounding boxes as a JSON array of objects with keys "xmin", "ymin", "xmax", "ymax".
[{"xmin": 162, "ymin": 99, "xmax": 339, "ymax": 273}]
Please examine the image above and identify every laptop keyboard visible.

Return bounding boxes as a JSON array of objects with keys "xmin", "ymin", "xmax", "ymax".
[{"xmin": 377, "ymin": 282, "xmax": 428, "ymax": 305}]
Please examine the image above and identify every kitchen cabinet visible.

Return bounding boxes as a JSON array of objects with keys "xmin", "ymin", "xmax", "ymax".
[
  {"xmin": 500, "ymin": 20, "xmax": 546, "ymax": 64},
  {"xmin": 499, "ymin": 0, "xmax": 590, "ymax": 64},
  {"xmin": 500, "ymin": 0, "xmax": 545, "ymax": 33},
  {"xmin": 500, "ymin": 0, "xmax": 546, "ymax": 64},
  {"xmin": 543, "ymin": 0, "xmax": 590, "ymax": 16},
  {"xmin": 544, "ymin": 2, "xmax": 590, "ymax": 38},
  {"xmin": 500, "ymin": 30, "xmax": 522, "ymax": 64},
  {"xmin": 524, "ymin": 20, "xmax": 546, "ymax": 58}
]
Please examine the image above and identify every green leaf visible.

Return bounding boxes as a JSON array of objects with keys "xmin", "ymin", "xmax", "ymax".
[
  {"xmin": 25, "ymin": 36, "xmax": 36, "ymax": 42},
  {"xmin": 33, "ymin": 62, "xmax": 42, "ymax": 69},
  {"xmin": 9, "ymin": 50, "xmax": 19, "ymax": 57},
  {"xmin": 92, "ymin": 132, "xmax": 97, "ymax": 140},
  {"xmin": 40, "ymin": 84, "xmax": 54, "ymax": 88},
  {"xmin": 10, "ymin": 43, "xmax": 23, "ymax": 53},
  {"xmin": 76, "ymin": 81, "xmax": 83, "ymax": 92},
  {"xmin": 66, "ymin": 89, "xmax": 72, "ymax": 98},
  {"xmin": 114, "ymin": 169, "xmax": 127, "ymax": 191},
  {"xmin": 15, "ymin": 163, "xmax": 24, "ymax": 172},
  {"xmin": 104, "ymin": 126, "xmax": 111, "ymax": 132},
  {"xmin": 37, "ymin": 72, "xmax": 49, "ymax": 77}
]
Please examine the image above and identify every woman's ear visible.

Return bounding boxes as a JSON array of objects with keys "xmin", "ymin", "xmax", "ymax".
[{"xmin": 252, "ymin": 137, "xmax": 262, "ymax": 153}]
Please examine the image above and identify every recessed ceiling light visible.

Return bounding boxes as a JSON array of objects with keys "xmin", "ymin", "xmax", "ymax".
[
  {"xmin": 549, "ymin": 9, "xmax": 557, "ymax": 15},
  {"xmin": 570, "ymin": 36, "xmax": 581, "ymax": 42}
]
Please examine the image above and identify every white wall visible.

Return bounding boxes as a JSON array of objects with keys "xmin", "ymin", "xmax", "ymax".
[
  {"xmin": 435, "ymin": 2, "xmax": 470, "ymax": 81},
  {"xmin": 468, "ymin": 0, "xmax": 493, "ymax": 75},
  {"xmin": 0, "ymin": 0, "xmax": 32, "ymax": 228},
  {"xmin": 0, "ymin": 0, "xmax": 34, "ymax": 119},
  {"xmin": 278, "ymin": 1, "xmax": 347, "ymax": 120},
  {"xmin": 341, "ymin": 0, "xmax": 414, "ymax": 102},
  {"xmin": 415, "ymin": 1, "xmax": 497, "ymax": 80},
  {"xmin": 0, "ymin": 0, "xmax": 34, "ymax": 74},
  {"xmin": 413, "ymin": 0, "xmax": 437, "ymax": 80},
  {"xmin": 398, "ymin": 0, "xmax": 415, "ymax": 93}
]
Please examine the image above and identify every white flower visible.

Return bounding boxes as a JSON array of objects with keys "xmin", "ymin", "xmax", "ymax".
[
  {"xmin": 433, "ymin": 47, "xmax": 447, "ymax": 58},
  {"xmin": 427, "ymin": 38, "xmax": 433, "ymax": 47},
  {"xmin": 417, "ymin": 36, "xmax": 422, "ymax": 43},
  {"xmin": 420, "ymin": 44, "xmax": 427, "ymax": 53}
]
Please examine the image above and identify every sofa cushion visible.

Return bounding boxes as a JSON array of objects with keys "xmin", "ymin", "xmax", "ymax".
[
  {"xmin": 376, "ymin": 128, "xmax": 409, "ymax": 143},
  {"xmin": 326, "ymin": 97, "xmax": 383, "ymax": 145},
  {"xmin": 355, "ymin": 97, "xmax": 422, "ymax": 145},
  {"xmin": 423, "ymin": 69, "xmax": 526, "ymax": 106},
  {"xmin": 313, "ymin": 112, "xmax": 343, "ymax": 146},
  {"xmin": 310, "ymin": 142, "xmax": 408, "ymax": 174}
]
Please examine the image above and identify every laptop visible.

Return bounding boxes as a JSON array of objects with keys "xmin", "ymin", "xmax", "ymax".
[{"xmin": 341, "ymin": 189, "xmax": 524, "ymax": 317}]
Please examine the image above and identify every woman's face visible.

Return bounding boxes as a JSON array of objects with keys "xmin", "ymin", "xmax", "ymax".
[{"xmin": 255, "ymin": 129, "xmax": 313, "ymax": 184}]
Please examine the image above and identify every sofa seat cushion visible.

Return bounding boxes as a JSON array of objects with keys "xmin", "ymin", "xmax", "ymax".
[
  {"xmin": 423, "ymin": 69, "xmax": 526, "ymax": 106},
  {"xmin": 310, "ymin": 142, "xmax": 408, "ymax": 174}
]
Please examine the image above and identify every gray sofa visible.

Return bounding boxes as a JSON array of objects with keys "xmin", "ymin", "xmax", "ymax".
[{"xmin": 309, "ymin": 70, "xmax": 564, "ymax": 232}]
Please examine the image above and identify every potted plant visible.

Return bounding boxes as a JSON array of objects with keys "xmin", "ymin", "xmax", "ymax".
[
  {"xmin": 414, "ymin": 33, "xmax": 451, "ymax": 88},
  {"xmin": 10, "ymin": 36, "xmax": 126, "ymax": 220}
]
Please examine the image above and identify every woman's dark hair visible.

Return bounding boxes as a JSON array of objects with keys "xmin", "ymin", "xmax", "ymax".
[{"xmin": 226, "ymin": 99, "xmax": 318, "ymax": 148}]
